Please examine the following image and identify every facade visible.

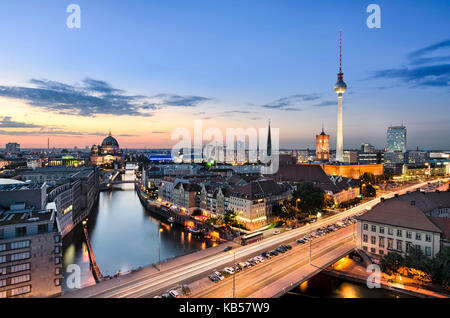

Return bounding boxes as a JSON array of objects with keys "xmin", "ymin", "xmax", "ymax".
[
  {"xmin": 407, "ymin": 150, "xmax": 428, "ymax": 164},
  {"xmin": 386, "ymin": 125, "xmax": 407, "ymax": 152},
  {"xmin": 5, "ymin": 143, "xmax": 20, "ymax": 154},
  {"xmin": 21, "ymin": 167, "xmax": 81, "ymax": 184},
  {"xmin": 356, "ymin": 190, "xmax": 450, "ymax": 259},
  {"xmin": 361, "ymin": 143, "xmax": 375, "ymax": 153},
  {"xmin": 90, "ymin": 132, "xmax": 123, "ymax": 166},
  {"xmin": 172, "ymin": 182, "xmax": 201, "ymax": 212},
  {"xmin": 315, "ymin": 129, "xmax": 330, "ymax": 162},
  {"xmin": 0, "ymin": 203, "xmax": 62, "ymax": 298},
  {"xmin": 358, "ymin": 152, "xmax": 383, "ymax": 165},
  {"xmin": 318, "ymin": 163, "xmax": 384, "ymax": 179},
  {"xmin": 343, "ymin": 151, "xmax": 358, "ymax": 164}
]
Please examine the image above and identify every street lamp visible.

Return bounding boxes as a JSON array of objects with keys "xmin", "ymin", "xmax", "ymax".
[
  {"xmin": 296, "ymin": 198, "xmax": 301, "ymax": 209},
  {"xmin": 158, "ymin": 228, "xmax": 164, "ymax": 270},
  {"xmin": 229, "ymin": 251, "xmax": 236, "ymax": 298}
]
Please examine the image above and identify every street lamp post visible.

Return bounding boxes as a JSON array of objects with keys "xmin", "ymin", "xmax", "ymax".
[
  {"xmin": 229, "ymin": 251, "xmax": 236, "ymax": 298},
  {"xmin": 158, "ymin": 228, "xmax": 163, "ymax": 270},
  {"xmin": 309, "ymin": 223, "xmax": 312, "ymax": 265}
]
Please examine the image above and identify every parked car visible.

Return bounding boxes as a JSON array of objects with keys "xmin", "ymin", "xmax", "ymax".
[
  {"xmin": 162, "ymin": 293, "xmax": 173, "ymax": 298},
  {"xmin": 208, "ymin": 274, "xmax": 218, "ymax": 282},
  {"xmin": 297, "ymin": 239, "xmax": 305, "ymax": 244},
  {"xmin": 270, "ymin": 250, "xmax": 279, "ymax": 256},
  {"xmin": 273, "ymin": 230, "xmax": 281, "ymax": 235},
  {"xmin": 262, "ymin": 252, "xmax": 271, "ymax": 259},
  {"xmin": 238, "ymin": 262, "xmax": 247, "ymax": 269},
  {"xmin": 213, "ymin": 271, "xmax": 224, "ymax": 281},
  {"xmin": 224, "ymin": 246, "xmax": 233, "ymax": 252},
  {"xmin": 224, "ymin": 267, "xmax": 234, "ymax": 275}
]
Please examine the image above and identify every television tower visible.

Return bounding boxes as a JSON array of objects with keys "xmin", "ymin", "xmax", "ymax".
[{"xmin": 334, "ymin": 31, "xmax": 347, "ymax": 162}]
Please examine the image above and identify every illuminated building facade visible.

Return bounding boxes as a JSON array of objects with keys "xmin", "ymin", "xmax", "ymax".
[
  {"xmin": 90, "ymin": 132, "xmax": 123, "ymax": 166},
  {"xmin": 386, "ymin": 125, "xmax": 407, "ymax": 152},
  {"xmin": 318, "ymin": 163, "xmax": 384, "ymax": 179},
  {"xmin": 315, "ymin": 128, "xmax": 330, "ymax": 162}
]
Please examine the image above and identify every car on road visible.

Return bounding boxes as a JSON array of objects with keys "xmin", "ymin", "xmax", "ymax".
[
  {"xmin": 169, "ymin": 290, "xmax": 179, "ymax": 298},
  {"xmin": 224, "ymin": 246, "xmax": 233, "ymax": 252},
  {"xmin": 297, "ymin": 239, "xmax": 305, "ymax": 244},
  {"xmin": 213, "ymin": 271, "xmax": 224, "ymax": 281},
  {"xmin": 208, "ymin": 274, "xmax": 219, "ymax": 282},
  {"xmin": 273, "ymin": 230, "xmax": 281, "ymax": 235},
  {"xmin": 255, "ymin": 256, "xmax": 264, "ymax": 263},
  {"xmin": 162, "ymin": 293, "xmax": 173, "ymax": 298}
]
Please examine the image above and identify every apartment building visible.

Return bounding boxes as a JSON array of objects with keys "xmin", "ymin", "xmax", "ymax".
[
  {"xmin": 356, "ymin": 194, "xmax": 447, "ymax": 259},
  {"xmin": 0, "ymin": 204, "xmax": 62, "ymax": 298}
]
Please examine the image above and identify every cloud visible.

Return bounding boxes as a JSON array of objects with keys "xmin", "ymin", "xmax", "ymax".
[
  {"xmin": 313, "ymin": 101, "xmax": 338, "ymax": 107},
  {"xmin": 371, "ymin": 39, "xmax": 450, "ymax": 88},
  {"xmin": 151, "ymin": 131, "xmax": 167, "ymax": 134},
  {"xmin": 0, "ymin": 78, "xmax": 212, "ymax": 117},
  {"xmin": 0, "ymin": 116, "xmax": 43, "ymax": 128},
  {"xmin": 261, "ymin": 94, "xmax": 319, "ymax": 110},
  {"xmin": 372, "ymin": 64, "xmax": 450, "ymax": 87},
  {"xmin": 407, "ymin": 39, "xmax": 450, "ymax": 59}
]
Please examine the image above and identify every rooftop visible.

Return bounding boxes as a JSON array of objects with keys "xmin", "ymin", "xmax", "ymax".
[{"xmin": 357, "ymin": 198, "xmax": 442, "ymax": 233}]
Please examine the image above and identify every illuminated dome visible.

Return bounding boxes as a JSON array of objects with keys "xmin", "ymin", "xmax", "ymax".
[{"xmin": 101, "ymin": 132, "xmax": 119, "ymax": 148}]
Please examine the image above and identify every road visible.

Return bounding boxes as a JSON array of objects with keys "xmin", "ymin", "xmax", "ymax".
[{"xmin": 63, "ymin": 178, "xmax": 442, "ymax": 298}]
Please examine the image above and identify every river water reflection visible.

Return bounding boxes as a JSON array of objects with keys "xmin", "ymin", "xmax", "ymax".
[{"xmin": 62, "ymin": 189, "xmax": 212, "ymax": 291}]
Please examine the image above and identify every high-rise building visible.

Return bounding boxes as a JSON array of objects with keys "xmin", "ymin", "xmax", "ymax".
[
  {"xmin": 315, "ymin": 127, "xmax": 330, "ymax": 162},
  {"xmin": 5, "ymin": 143, "xmax": 20, "ymax": 154},
  {"xmin": 386, "ymin": 125, "xmax": 407, "ymax": 152},
  {"xmin": 334, "ymin": 31, "xmax": 347, "ymax": 162}
]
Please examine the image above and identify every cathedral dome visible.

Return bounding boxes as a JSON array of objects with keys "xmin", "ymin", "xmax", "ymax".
[{"xmin": 101, "ymin": 132, "xmax": 119, "ymax": 148}]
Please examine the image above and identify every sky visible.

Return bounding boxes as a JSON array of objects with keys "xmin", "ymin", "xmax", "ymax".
[{"xmin": 0, "ymin": 0, "xmax": 449, "ymax": 150}]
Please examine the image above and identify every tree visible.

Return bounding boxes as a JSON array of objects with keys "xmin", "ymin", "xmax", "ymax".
[
  {"xmin": 360, "ymin": 172, "xmax": 376, "ymax": 185},
  {"xmin": 361, "ymin": 184, "xmax": 376, "ymax": 197},
  {"xmin": 380, "ymin": 252, "xmax": 404, "ymax": 275},
  {"xmin": 292, "ymin": 182, "xmax": 325, "ymax": 216},
  {"xmin": 223, "ymin": 209, "xmax": 238, "ymax": 228},
  {"xmin": 324, "ymin": 193, "xmax": 335, "ymax": 208}
]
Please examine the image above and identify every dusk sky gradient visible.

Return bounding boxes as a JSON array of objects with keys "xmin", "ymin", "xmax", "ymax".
[{"xmin": 0, "ymin": 0, "xmax": 449, "ymax": 149}]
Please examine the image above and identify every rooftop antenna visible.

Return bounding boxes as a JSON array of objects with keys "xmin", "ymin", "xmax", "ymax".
[{"xmin": 339, "ymin": 30, "xmax": 342, "ymax": 73}]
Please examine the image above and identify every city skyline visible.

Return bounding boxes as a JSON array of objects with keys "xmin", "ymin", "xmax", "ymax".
[{"xmin": 0, "ymin": 1, "xmax": 449, "ymax": 149}]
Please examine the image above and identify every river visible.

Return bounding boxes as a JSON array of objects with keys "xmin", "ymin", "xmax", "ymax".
[{"xmin": 62, "ymin": 188, "xmax": 213, "ymax": 291}]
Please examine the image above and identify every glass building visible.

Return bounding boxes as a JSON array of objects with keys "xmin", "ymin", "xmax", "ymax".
[{"xmin": 386, "ymin": 125, "xmax": 407, "ymax": 152}]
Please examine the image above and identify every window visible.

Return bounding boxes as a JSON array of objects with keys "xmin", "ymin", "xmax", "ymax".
[
  {"xmin": 0, "ymin": 244, "xmax": 6, "ymax": 252},
  {"xmin": 55, "ymin": 267, "xmax": 61, "ymax": 275},
  {"xmin": 371, "ymin": 247, "xmax": 376, "ymax": 253},
  {"xmin": 388, "ymin": 228, "xmax": 393, "ymax": 235},
  {"xmin": 416, "ymin": 233, "xmax": 422, "ymax": 241},
  {"xmin": 55, "ymin": 278, "xmax": 61, "ymax": 286},
  {"xmin": 0, "ymin": 291, "xmax": 6, "ymax": 298},
  {"xmin": 0, "ymin": 267, "xmax": 6, "ymax": 275},
  {"xmin": 11, "ymin": 263, "xmax": 30, "ymax": 273},
  {"xmin": 363, "ymin": 246, "xmax": 368, "ymax": 251},
  {"xmin": 397, "ymin": 230, "xmax": 402, "ymax": 237},
  {"xmin": 425, "ymin": 247, "xmax": 431, "ymax": 257},
  {"xmin": 396, "ymin": 240, "xmax": 403, "ymax": 252},
  {"xmin": 363, "ymin": 234, "xmax": 368, "ymax": 243},
  {"xmin": 425, "ymin": 234, "xmax": 431, "ymax": 242},
  {"xmin": 379, "ymin": 249, "xmax": 384, "ymax": 255},
  {"xmin": 0, "ymin": 256, "xmax": 6, "ymax": 264},
  {"xmin": 379, "ymin": 227, "xmax": 385, "ymax": 234},
  {"xmin": 10, "ymin": 252, "xmax": 30, "ymax": 262},
  {"xmin": 406, "ymin": 242, "xmax": 413, "ymax": 253},
  {"xmin": 363, "ymin": 224, "xmax": 368, "ymax": 231},
  {"xmin": 415, "ymin": 244, "xmax": 421, "ymax": 251},
  {"xmin": 0, "ymin": 279, "xmax": 5, "ymax": 287},
  {"xmin": 0, "ymin": 229, "xmax": 3, "ymax": 240},
  {"xmin": 10, "ymin": 285, "xmax": 31, "ymax": 296},
  {"xmin": 55, "ymin": 257, "xmax": 61, "ymax": 265},
  {"xmin": 15, "ymin": 227, "xmax": 27, "ymax": 237},
  {"xmin": 388, "ymin": 239, "xmax": 393, "ymax": 250},
  {"xmin": 371, "ymin": 236, "xmax": 376, "ymax": 244},
  {"xmin": 371, "ymin": 225, "xmax": 376, "ymax": 232},
  {"xmin": 10, "ymin": 274, "xmax": 30, "ymax": 285},
  {"xmin": 55, "ymin": 235, "xmax": 61, "ymax": 243},
  {"xmin": 55, "ymin": 246, "xmax": 60, "ymax": 254},
  {"xmin": 379, "ymin": 237, "xmax": 385, "ymax": 248},
  {"xmin": 406, "ymin": 231, "xmax": 412, "ymax": 239},
  {"xmin": 10, "ymin": 240, "xmax": 30, "ymax": 250}
]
